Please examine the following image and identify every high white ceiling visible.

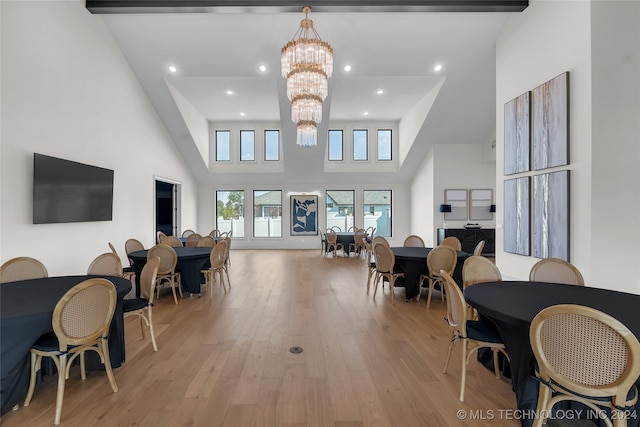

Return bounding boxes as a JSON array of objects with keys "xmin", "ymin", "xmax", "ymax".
[{"xmin": 96, "ymin": 5, "xmax": 516, "ymax": 185}]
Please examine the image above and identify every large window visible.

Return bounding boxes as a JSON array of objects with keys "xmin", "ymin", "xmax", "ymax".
[
  {"xmin": 363, "ymin": 190, "xmax": 392, "ymax": 237},
  {"xmin": 240, "ymin": 130, "xmax": 255, "ymax": 161},
  {"xmin": 377, "ymin": 129, "xmax": 392, "ymax": 161},
  {"xmin": 326, "ymin": 190, "xmax": 354, "ymax": 231},
  {"xmin": 264, "ymin": 130, "xmax": 280, "ymax": 161},
  {"xmin": 216, "ymin": 130, "xmax": 231, "ymax": 161},
  {"xmin": 253, "ymin": 190, "xmax": 282, "ymax": 237},
  {"xmin": 353, "ymin": 129, "xmax": 368, "ymax": 161},
  {"xmin": 328, "ymin": 130, "xmax": 343, "ymax": 161},
  {"xmin": 216, "ymin": 191, "xmax": 244, "ymax": 237}
]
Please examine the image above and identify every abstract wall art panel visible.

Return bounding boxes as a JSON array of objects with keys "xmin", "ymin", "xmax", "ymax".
[
  {"xmin": 504, "ymin": 91, "xmax": 530, "ymax": 175},
  {"xmin": 291, "ymin": 195, "xmax": 318, "ymax": 236},
  {"xmin": 504, "ymin": 177, "xmax": 530, "ymax": 256},
  {"xmin": 532, "ymin": 72, "xmax": 569, "ymax": 170},
  {"xmin": 533, "ymin": 170, "xmax": 569, "ymax": 261}
]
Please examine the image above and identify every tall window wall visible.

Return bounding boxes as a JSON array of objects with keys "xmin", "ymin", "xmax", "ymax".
[
  {"xmin": 363, "ymin": 190, "xmax": 392, "ymax": 236},
  {"xmin": 253, "ymin": 190, "xmax": 282, "ymax": 237},
  {"xmin": 216, "ymin": 130, "xmax": 231, "ymax": 161},
  {"xmin": 325, "ymin": 190, "xmax": 354, "ymax": 231},
  {"xmin": 240, "ymin": 130, "xmax": 255, "ymax": 161},
  {"xmin": 328, "ymin": 130, "xmax": 344, "ymax": 161},
  {"xmin": 216, "ymin": 191, "xmax": 245, "ymax": 237}
]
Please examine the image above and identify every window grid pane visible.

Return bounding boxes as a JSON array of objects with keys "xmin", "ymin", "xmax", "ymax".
[
  {"xmin": 264, "ymin": 130, "xmax": 280, "ymax": 161},
  {"xmin": 326, "ymin": 190, "xmax": 354, "ymax": 231},
  {"xmin": 216, "ymin": 130, "xmax": 230, "ymax": 161},
  {"xmin": 240, "ymin": 130, "xmax": 255, "ymax": 161},
  {"xmin": 328, "ymin": 130, "xmax": 343, "ymax": 161},
  {"xmin": 363, "ymin": 190, "xmax": 392, "ymax": 237},
  {"xmin": 377, "ymin": 129, "xmax": 392, "ymax": 161},
  {"xmin": 353, "ymin": 130, "xmax": 368, "ymax": 161},
  {"xmin": 216, "ymin": 191, "xmax": 245, "ymax": 237},
  {"xmin": 253, "ymin": 190, "xmax": 282, "ymax": 238}
]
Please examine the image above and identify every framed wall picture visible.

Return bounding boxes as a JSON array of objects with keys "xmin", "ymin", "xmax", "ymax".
[
  {"xmin": 532, "ymin": 72, "xmax": 569, "ymax": 170},
  {"xmin": 504, "ymin": 177, "xmax": 530, "ymax": 256},
  {"xmin": 533, "ymin": 170, "xmax": 569, "ymax": 260},
  {"xmin": 504, "ymin": 91, "xmax": 530, "ymax": 175},
  {"xmin": 444, "ymin": 189, "xmax": 468, "ymax": 221},
  {"xmin": 290, "ymin": 195, "xmax": 318, "ymax": 236},
  {"xmin": 469, "ymin": 189, "xmax": 493, "ymax": 220}
]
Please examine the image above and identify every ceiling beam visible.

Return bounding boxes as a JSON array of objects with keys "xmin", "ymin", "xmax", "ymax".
[{"xmin": 86, "ymin": 0, "xmax": 528, "ymax": 14}]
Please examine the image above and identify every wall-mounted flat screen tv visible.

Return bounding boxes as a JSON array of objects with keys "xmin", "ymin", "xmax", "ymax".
[{"xmin": 33, "ymin": 153, "xmax": 114, "ymax": 224}]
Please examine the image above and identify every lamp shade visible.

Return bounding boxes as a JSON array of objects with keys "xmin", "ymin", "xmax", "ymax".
[
  {"xmin": 439, "ymin": 204, "xmax": 452, "ymax": 213},
  {"xmin": 490, "ymin": 204, "xmax": 496, "ymax": 213}
]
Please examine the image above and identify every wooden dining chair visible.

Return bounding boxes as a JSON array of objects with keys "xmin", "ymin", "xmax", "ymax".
[
  {"xmin": 418, "ymin": 245, "xmax": 457, "ymax": 308},
  {"xmin": 372, "ymin": 242, "xmax": 404, "ymax": 305},
  {"xmin": 462, "ymin": 255, "xmax": 502, "ymax": 319},
  {"xmin": 184, "ymin": 233, "xmax": 202, "ymax": 247},
  {"xmin": 87, "ymin": 253, "xmax": 123, "ymax": 277},
  {"xmin": 181, "ymin": 229, "xmax": 195, "ymax": 238},
  {"xmin": 124, "ymin": 256, "xmax": 160, "ymax": 352},
  {"xmin": 441, "ymin": 236, "xmax": 462, "ymax": 251},
  {"xmin": 403, "ymin": 234, "xmax": 425, "ymax": 247},
  {"xmin": 325, "ymin": 230, "xmax": 344, "ymax": 258},
  {"xmin": 23, "ymin": 278, "xmax": 118, "ymax": 425},
  {"xmin": 109, "ymin": 242, "xmax": 135, "ymax": 281},
  {"xmin": 156, "ymin": 231, "xmax": 167, "ymax": 244},
  {"xmin": 319, "ymin": 230, "xmax": 327, "ymax": 255},
  {"xmin": 197, "ymin": 236, "xmax": 216, "ymax": 247},
  {"xmin": 160, "ymin": 235, "xmax": 183, "ymax": 248},
  {"xmin": 529, "ymin": 258, "xmax": 584, "ymax": 286},
  {"xmin": 530, "ymin": 304, "xmax": 640, "ymax": 427},
  {"xmin": 201, "ymin": 239, "xmax": 228, "ymax": 298},
  {"xmin": 441, "ymin": 270, "xmax": 508, "ymax": 402},
  {"xmin": 472, "ymin": 240, "xmax": 486, "ymax": 256},
  {"xmin": 0, "ymin": 256, "xmax": 48, "ymax": 283},
  {"xmin": 148, "ymin": 244, "xmax": 181, "ymax": 304},
  {"xmin": 349, "ymin": 228, "xmax": 368, "ymax": 257}
]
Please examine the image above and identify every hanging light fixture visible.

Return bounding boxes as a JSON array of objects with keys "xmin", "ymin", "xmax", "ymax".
[{"xmin": 281, "ymin": 6, "xmax": 333, "ymax": 147}]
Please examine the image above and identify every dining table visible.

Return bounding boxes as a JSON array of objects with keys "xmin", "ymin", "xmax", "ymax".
[
  {"xmin": 390, "ymin": 246, "xmax": 468, "ymax": 300},
  {"xmin": 0, "ymin": 275, "xmax": 131, "ymax": 416},
  {"xmin": 128, "ymin": 246, "xmax": 212, "ymax": 296},
  {"xmin": 464, "ymin": 281, "xmax": 640, "ymax": 427}
]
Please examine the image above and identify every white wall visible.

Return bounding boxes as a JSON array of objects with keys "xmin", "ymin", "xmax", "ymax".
[
  {"xmin": 198, "ymin": 183, "xmax": 411, "ymax": 249},
  {"xmin": 496, "ymin": 0, "xmax": 640, "ymax": 292},
  {"xmin": 411, "ymin": 142, "xmax": 496, "ymax": 247},
  {"xmin": 0, "ymin": 1, "xmax": 198, "ymax": 275}
]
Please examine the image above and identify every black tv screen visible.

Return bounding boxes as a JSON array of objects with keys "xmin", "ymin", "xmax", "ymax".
[{"xmin": 33, "ymin": 153, "xmax": 114, "ymax": 224}]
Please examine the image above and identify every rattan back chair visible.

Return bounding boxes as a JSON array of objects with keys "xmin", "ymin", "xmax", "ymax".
[
  {"xmin": 403, "ymin": 234, "xmax": 425, "ymax": 247},
  {"xmin": 529, "ymin": 258, "xmax": 584, "ymax": 286},
  {"xmin": 148, "ymin": 244, "xmax": 181, "ymax": 304},
  {"xmin": 349, "ymin": 228, "xmax": 368, "ymax": 257},
  {"xmin": 160, "ymin": 235, "xmax": 183, "ymax": 248},
  {"xmin": 462, "ymin": 256, "xmax": 502, "ymax": 289},
  {"xmin": 473, "ymin": 240, "xmax": 486, "ymax": 256},
  {"xmin": 440, "ymin": 271, "xmax": 508, "ymax": 402},
  {"xmin": 372, "ymin": 242, "xmax": 404, "ymax": 305},
  {"xmin": 87, "ymin": 252, "xmax": 123, "ymax": 277},
  {"xmin": 202, "ymin": 239, "xmax": 228, "ymax": 298},
  {"xmin": 441, "ymin": 236, "xmax": 462, "ymax": 251},
  {"xmin": 530, "ymin": 304, "xmax": 640, "ymax": 427},
  {"xmin": 371, "ymin": 236, "xmax": 390, "ymax": 248},
  {"xmin": 418, "ymin": 245, "xmax": 457, "ymax": 308},
  {"xmin": 156, "ymin": 231, "xmax": 167, "ymax": 244},
  {"xmin": 197, "ymin": 236, "xmax": 216, "ymax": 247},
  {"xmin": 0, "ymin": 256, "xmax": 48, "ymax": 283},
  {"xmin": 363, "ymin": 239, "xmax": 378, "ymax": 294},
  {"xmin": 125, "ymin": 238, "xmax": 144, "ymax": 256},
  {"xmin": 324, "ymin": 230, "xmax": 344, "ymax": 258},
  {"xmin": 185, "ymin": 233, "xmax": 202, "ymax": 247},
  {"xmin": 181, "ymin": 229, "xmax": 195, "ymax": 238},
  {"xmin": 124, "ymin": 256, "xmax": 160, "ymax": 352},
  {"xmin": 23, "ymin": 278, "xmax": 118, "ymax": 425}
]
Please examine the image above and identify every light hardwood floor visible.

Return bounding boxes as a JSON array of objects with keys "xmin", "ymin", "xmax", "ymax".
[{"xmin": 2, "ymin": 249, "xmax": 519, "ymax": 427}]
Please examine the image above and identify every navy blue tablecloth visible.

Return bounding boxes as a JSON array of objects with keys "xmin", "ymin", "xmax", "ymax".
[{"xmin": 0, "ymin": 275, "xmax": 131, "ymax": 415}]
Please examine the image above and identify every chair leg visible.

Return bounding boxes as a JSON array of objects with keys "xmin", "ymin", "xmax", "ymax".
[
  {"xmin": 53, "ymin": 354, "xmax": 68, "ymax": 425},
  {"xmin": 492, "ymin": 349, "xmax": 501, "ymax": 378},
  {"xmin": 224, "ymin": 265, "xmax": 231, "ymax": 289},
  {"xmin": 24, "ymin": 352, "xmax": 40, "ymax": 406},
  {"xmin": 366, "ymin": 268, "xmax": 374, "ymax": 294},
  {"xmin": 147, "ymin": 309, "xmax": 158, "ymax": 352},
  {"xmin": 170, "ymin": 276, "xmax": 178, "ymax": 304},
  {"xmin": 373, "ymin": 274, "xmax": 381, "ymax": 299},
  {"xmin": 442, "ymin": 332, "xmax": 456, "ymax": 374},
  {"xmin": 426, "ymin": 278, "xmax": 435, "ymax": 309},
  {"xmin": 459, "ymin": 340, "xmax": 469, "ymax": 402},
  {"xmin": 417, "ymin": 276, "xmax": 424, "ymax": 302},
  {"xmin": 389, "ymin": 276, "xmax": 395, "ymax": 305},
  {"xmin": 100, "ymin": 338, "xmax": 119, "ymax": 393}
]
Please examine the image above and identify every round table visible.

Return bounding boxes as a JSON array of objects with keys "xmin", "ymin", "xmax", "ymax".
[
  {"xmin": 464, "ymin": 281, "xmax": 640, "ymax": 427},
  {"xmin": 128, "ymin": 246, "xmax": 212, "ymax": 296},
  {"xmin": 0, "ymin": 275, "xmax": 131, "ymax": 415},
  {"xmin": 390, "ymin": 247, "xmax": 468, "ymax": 300}
]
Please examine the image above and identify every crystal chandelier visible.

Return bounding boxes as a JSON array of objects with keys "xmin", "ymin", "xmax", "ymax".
[{"xmin": 281, "ymin": 6, "xmax": 333, "ymax": 147}]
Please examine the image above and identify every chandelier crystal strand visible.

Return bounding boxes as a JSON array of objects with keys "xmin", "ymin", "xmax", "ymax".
[{"xmin": 281, "ymin": 6, "xmax": 333, "ymax": 147}]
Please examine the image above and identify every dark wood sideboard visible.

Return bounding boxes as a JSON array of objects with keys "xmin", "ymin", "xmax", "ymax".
[{"xmin": 437, "ymin": 228, "xmax": 495, "ymax": 256}]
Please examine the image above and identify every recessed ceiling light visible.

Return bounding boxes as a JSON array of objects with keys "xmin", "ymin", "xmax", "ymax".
[
  {"xmin": 226, "ymin": 90, "xmax": 234, "ymax": 95},
  {"xmin": 434, "ymin": 64, "xmax": 443, "ymax": 72},
  {"xmin": 344, "ymin": 65, "xmax": 352, "ymax": 72},
  {"xmin": 240, "ymin": 112, "xmax": 246, "ymax": 116},
  {"xmin": 168, "ymin": 65, "xmax": 178, "ymax": 74},
  {"xmin": 376, "ymin": 89, "xmax": 384, "ymax": 95},
  {"xmin": 258, "ymin": 64, "xmax": 267, "ymax": 73},
  {"xmin": 363, "ymin": 111, "xmax": 369, "ymax": 116}
]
